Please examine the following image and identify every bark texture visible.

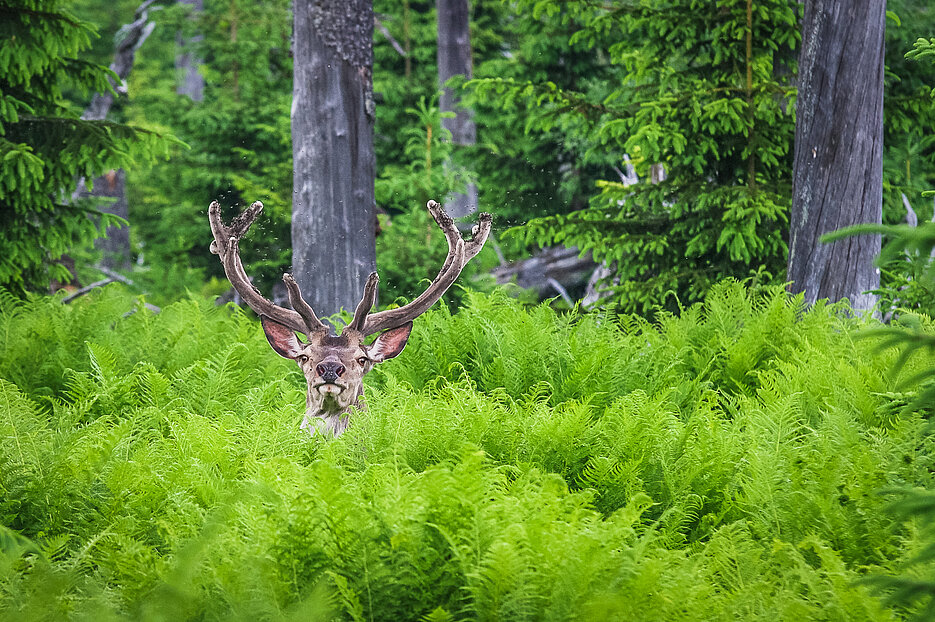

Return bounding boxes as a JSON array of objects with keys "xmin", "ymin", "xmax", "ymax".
[
  {"xmin": 436, "ymin": 0, "xmax": 477, "ymax": 218},
  {"xmin": 292, "ymin": 0, "xmax": 377, "ymax": 318},
  {"xmin": 788, "ymin": 1, "xmax": 884, "ymax": 311}
]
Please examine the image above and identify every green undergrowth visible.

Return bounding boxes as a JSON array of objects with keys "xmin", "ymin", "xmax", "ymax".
[{"xmin": 1, "ymin": 283, "xmax": 933, "ymax": 620}]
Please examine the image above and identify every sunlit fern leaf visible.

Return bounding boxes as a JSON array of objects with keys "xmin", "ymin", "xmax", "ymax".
[
  {"xmin": 0, "ymin": 282, "xmax": 933, "ymax": 618},
  {"xmin": 655, "ymin": 492, "xmax": 704, "ymax": 547},
  {"xmin": 0, "ymin": 288, "xmax": 24, "ymax": 364},
  {"xmin": 863, "ymin": 487, "xmax": 935, "ymax": 620},
  {"xmin": 138, "ymin": 364, "xmax": 171, "ymax": 409},
  {"xmin": 39, "ymin": 533, "xmax": 71, "ymax": 564},
  {"xmin": 420, "ymin": 606, "xmax": 454, "ymax": 622},
  {"xmin": 467, "ymin": 537, "xmax": 542, "ymax": 619},
  {"xmin": 86, "ymin": 342, "xmax": 120, "ymax": 386},
  {"xmin": 576, "ymin": 456, "xmax": 624, "ymax": 491},
  {"xmin": 62, "ymin": 369, "xmax": 100, "ymax": 413},
  {"xmin": 326, "ymin": 564, "xmax": 365, "ymax": 620},
  {"xmin": 0, "ymin": 524, "xmax": 43, "ymax": 560},
  {"xmin": 0, "ymin": 378, "xmax": 48, "ymax": 472}
]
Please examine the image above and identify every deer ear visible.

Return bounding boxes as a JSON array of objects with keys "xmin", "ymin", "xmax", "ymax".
[
  {"xmin": 261, "ymin": 315, "xmax": 303, "ymax": 359},
  {"xmin": 368, "ymin": 322, "xmax": 413, "ymax": 362}
]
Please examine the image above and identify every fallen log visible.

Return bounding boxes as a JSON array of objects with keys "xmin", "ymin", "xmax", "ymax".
[{"xmin": 491, "ymin": 246, "xmax": 597, "ymax": 300}]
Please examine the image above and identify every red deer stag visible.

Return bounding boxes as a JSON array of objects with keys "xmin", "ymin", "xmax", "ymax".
[{"xmin": 208, "ymin": 199, "xmax": 491, "ymax": 436}]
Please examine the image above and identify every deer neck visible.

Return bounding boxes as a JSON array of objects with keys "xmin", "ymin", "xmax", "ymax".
[{"xmin": 301, "ymin": 382, "xmax": 365, "ymax": 437}]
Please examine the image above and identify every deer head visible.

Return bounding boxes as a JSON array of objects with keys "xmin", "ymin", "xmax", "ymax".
[{"xmin": 208, "ymin": 199, "xmax": 491, "ymax": 436}]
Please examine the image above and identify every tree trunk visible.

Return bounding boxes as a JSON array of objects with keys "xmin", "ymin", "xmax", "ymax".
[
  {"xmin": 176, "ymin": 0, "xmax": 205, "ymax": 101},
  {"xmin": 85, "ymin": 170, "xmax": 131, "ymax": 271},
  {"xmin": 292, "ymin": 0, "xmax": 377, "ymax": 318},
  {"xmin": 788, "ymin": 2, "xmax": 884, "ymax": 311},
  {"xmin": 82, "ymin": 0, "xmax": 156, "ymax": 122},
  {"xmin": 436, "ymin": 0, "xmax": 477, "ymax": 218},
  {"xmin": 77, "ymin": 0, "xmax": 156, "ymax": 272}
]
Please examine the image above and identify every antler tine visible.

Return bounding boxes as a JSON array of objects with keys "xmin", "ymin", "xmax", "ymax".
[
  {"xmin": 208, "ymin": 201, "xmax": 309, "ymax": 335},
  {"xmin": 362, "ymin": 239, "xmax": 466, "ymax": 336},
  {"xmin": 428, "ymin": 199, "xmax": 461, "ymax": 252},
  {"xmin": 465, "ymin": 212, "xmax": 493, "ymax": 261},
  {"xmin": 426, "ymin": 199, "xmax": 468, "ymax": 283},
  {"xmin": 361, "ymin": 200, "xmax": 491, "ymax": 336},
  {"xmin": 348, "ymin": 272, "xmax": 379, "ymax": 332},
  {"xmin": 207, "ymin": 200, "xmax": 229, "ymax": 255},
  {"xmin": 283, "ymin": 273, "xmax": 327, "ymax": 334},
  {"xmin": 230, "ymin": 200, "xmax": 264, "ymax": 238}
]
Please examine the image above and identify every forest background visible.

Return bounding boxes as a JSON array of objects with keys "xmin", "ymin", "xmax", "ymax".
[
  {"xmin": 4, "ymin": 0, "xmax": 933, "ymax": 315},
  {"xmin": 4, "ymin": 0, "xmax": 935, "ymax": 620}
]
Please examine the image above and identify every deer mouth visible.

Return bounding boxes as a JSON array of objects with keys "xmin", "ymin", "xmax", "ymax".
[{"xmin": 314, "ymin": 381, "xmax": 346, "ymax": 395}]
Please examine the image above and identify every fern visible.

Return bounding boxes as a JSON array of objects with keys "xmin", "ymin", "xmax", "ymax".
[{"xmin": 0, "ymin": 285, "xmax": 933, "ymax": 619}]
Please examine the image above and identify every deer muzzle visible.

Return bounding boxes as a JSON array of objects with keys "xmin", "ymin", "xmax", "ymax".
[{"xmin": 316, "ymin": 361, "xmax": 345, "ymax": 384}]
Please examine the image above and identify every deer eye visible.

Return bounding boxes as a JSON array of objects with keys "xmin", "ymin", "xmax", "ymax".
[
  {"xmin": 357, "ymin": 357, "xmax": 368, "ymax": 366},
  {"xmin": 297, "ymin": 354, "xmax": 309, "ymax": 364}
]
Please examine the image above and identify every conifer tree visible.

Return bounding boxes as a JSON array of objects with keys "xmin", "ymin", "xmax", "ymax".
[
  {"xmin": 0, "ymin": 0, "xmax": 167, "ymax": 293},
  {"xmin": 471, "ymin": 0, "xmax": 800, "ymax": 312}
]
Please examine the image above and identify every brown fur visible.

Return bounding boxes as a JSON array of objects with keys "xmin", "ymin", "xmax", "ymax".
[{"xmin": 262, "ymin": 319, "xmax": 411, "ymax": 436}]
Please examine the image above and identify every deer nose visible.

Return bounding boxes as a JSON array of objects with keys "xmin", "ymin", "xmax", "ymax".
[{"xmin": 316, "ymin": 362, "xmax": 345, "ymax": 382}]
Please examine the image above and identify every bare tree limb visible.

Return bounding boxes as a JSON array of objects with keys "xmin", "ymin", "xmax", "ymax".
[
  {"xmin": 95, "ymin": 264, "xmax": 135, "ymax": 285},
  {"xmin": 374, "ymin": 15, "xmax": 407, "ymax": 57},
  {"xmin": 546, "ymin": 277, "xmax": 573, "ymax": 306},
  {"xmin": 903, "ymin": 192, "xmax": 918, "ymax": 227},
  {"xmin": 62, "ymin": 278, "xmax": 117, "ymax": 303}
]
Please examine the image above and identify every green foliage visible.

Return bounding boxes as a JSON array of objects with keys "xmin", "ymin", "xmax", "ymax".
[
  {"xmin": 119, "ymin": 0, "xmax": 511, "ymax": 303},
  {"xmin": 822, "ymin": 18, "xmax": 935, "ymax": 315},
  {"xmin": 0, "ymin": 283, "xmax": 933, "ymax": 619},
  {"xmin": 462, "ymin": 2, "xmax": 618, "ymax": 224},
  {"xmin": 907, "ymin": 37, "xmax": 935, "ymax": 70},
  {"xmin": 825, "ymin": 220, "xmax": 935, "ymax": 314},
  {"xmin": 374, "ymin": 95, "xmax": 497, "ymax": 306},
  {"xmin": 375, "ymin": 94, "xmax": 468, "ymax": 213},
  {"xmin": 375, "ymin": 201, "xmax": 499, "ymax": 310},
  {"xmin": 822, "ymin": 30, "xmax": 935, "ymax": 618},
  {"xmin": 122, "ymin": 0, "xmax": 294, "ymax": 298},
  {"xmin": 372, "ymin": 0, "xmax": 446, "ymax": 195},
  {"xmin": 370, "ymin": 0, "xmax": 566, "ymax": 227},
  {"xmin": 50, "ymin": 0, "xmax": 935, "ymax": 315},
  {"xmin": 867, "ymin": 488, "xmax": 935, "ymax": 621},
  {"xmin": 470, "ymin": 0, "xmax": 799, "ymax": 313},
  {"xmin": 878, "ymin": 5, "xmax": 935, "ymax": 321},
  {"xmin": 0, "ymin": 0, "xmax": 170, "ymax": 292},
  {"xmin": 883, "ymin": 3, "xmax": 935, "ymax": 224}
]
